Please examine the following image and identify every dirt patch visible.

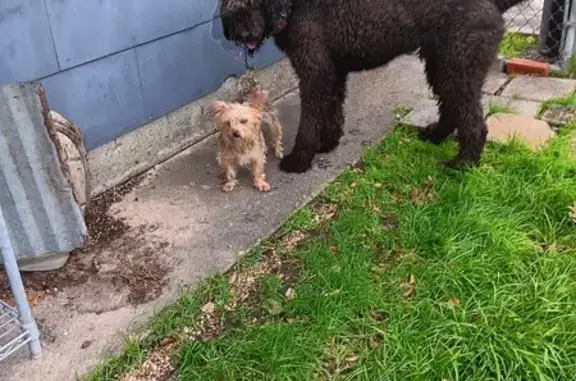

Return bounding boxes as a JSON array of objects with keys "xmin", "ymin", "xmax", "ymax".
[
  {"xmin": 84, "ymin": 174, "xmax": 147, "ymax": 248},
  {"xmin": 64, "ymin": 228, "xmax": 172, "ymax": 313},
  {"xmin": 0, "ymin": 172, "xmax": 171, "ymax": 308}
]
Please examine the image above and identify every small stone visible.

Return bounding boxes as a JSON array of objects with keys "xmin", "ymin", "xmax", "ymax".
[
  {"xmin": 482, "ymin": 96, "xmax": 541, "ymax": 118},
  {"xmin": 285, "ymin": 288, "xmax": 296, "ymax": 301},
  {"xmin": 540, "ymin": 107, "xmax": 576, "ymax": 126},
  {"xmin": 81, "ymin": 340, "xmax": 92, "ymax": 349},
  {"xmin": 486, "ymin": 114, "xmax": 554, "ymax": 150},
  {"xmin": 201, "ymin": 302, "xmax": 215, "ymax": 314}
]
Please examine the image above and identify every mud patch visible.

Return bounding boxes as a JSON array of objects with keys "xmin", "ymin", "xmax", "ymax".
[
  {"xmin": 0, "ymin": 172, "xmax": 171, "ymax": 309},
  {"xmin": 64, "ymin": 229, "xmax": 172, "ymax": 314},
  {"xmin": 84, "ymin": 174, "xmax": 147, "ymax": 248}
]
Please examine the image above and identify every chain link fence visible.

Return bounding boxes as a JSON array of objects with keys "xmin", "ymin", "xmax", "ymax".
[{"xmin": 503, "ymin": 0, "xmax": 573, "ymax": 64}]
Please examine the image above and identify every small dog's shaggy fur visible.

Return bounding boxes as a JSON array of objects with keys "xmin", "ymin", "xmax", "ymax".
[
  {"xmin": 235, "ymin": 70, "xmax": 284, "ymax": 136},
  {"xmin": 220, "ymin": 0, "xmax": 527, "ymax": 173},
  {"xmin": 209, "ymin": 89, "xmax": 283, "ymax": 192}
]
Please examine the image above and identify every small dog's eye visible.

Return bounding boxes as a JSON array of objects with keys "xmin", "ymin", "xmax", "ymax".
[{"xmin": 239, "ymin": 118, "xmax": 248, "ymax": 124}]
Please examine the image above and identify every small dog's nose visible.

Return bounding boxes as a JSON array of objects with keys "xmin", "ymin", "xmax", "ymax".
[{"xmin": 232, "ymin": 131, "xmax": 241, "ymax": 138}]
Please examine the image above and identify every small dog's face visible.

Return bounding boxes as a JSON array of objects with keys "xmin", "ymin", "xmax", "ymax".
[
  {"xmin": 220, "ymin": 0, "xmax": 267, "ymax": 53},
  {"xmin": 209, "ymin": 90, "xmax": 269, "ymax": 146}
]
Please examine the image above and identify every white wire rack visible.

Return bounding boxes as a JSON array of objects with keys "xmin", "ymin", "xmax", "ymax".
[
  {"xmin": 0, "ymin": 205, "xmax": 42, "ymax": 362},
  {"xmin": 0, "ymin": 299, "xmax": 35, "ymax": 362}
]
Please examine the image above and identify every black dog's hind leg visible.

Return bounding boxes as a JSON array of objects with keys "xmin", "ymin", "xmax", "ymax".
[
  {"xmin": 280, "ymin": 52, "xmax": 344, "ymax": 172},
  {"xmin": 441, "ymin": 97, "xmax": 486, "ymax": 168},
  {"xmin": 420, "ymin": 27, "xmax": 499, "ymax": 168}
]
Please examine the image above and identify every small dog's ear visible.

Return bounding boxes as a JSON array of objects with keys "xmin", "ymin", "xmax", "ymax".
[
  {"xmin": 208, "ymin": 101, "xmax": 230, "ymax": 121},
  {"xmin": 248, "ymin": 90, "xmax": 269, "ymax": 110}
]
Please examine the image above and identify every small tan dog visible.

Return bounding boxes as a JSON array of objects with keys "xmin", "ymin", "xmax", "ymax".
[{"xmin": 209, "ymin": 90, "xmax": 283, "ymax": 192}]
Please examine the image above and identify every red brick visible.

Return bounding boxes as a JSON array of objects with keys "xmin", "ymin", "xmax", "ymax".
[{"xmin": 505, "ymin": 58, "xmax": 550, "ymax": 76}]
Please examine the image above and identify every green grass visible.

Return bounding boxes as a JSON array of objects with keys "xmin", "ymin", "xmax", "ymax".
[
  {"xmin": 499, "ymin": 32, "xmax": 538, "ymax": 59},
  {"xmin": 176, "ymin": 125, "xmax": 576, "ymax": 380},
  {"xmin": 487, "ymin": 100, "xmax": 517, "ymax": 117},
  {"xmin": 539, "ymin": 91, "xmax": 576, "ymax": 117},
  {"xmin": 549, "ymin": 57, "xmax": 576, "ymax": 79},
  {"xmin": 88, "ymin": 123, "xmax": 576, "ymax": 381}
]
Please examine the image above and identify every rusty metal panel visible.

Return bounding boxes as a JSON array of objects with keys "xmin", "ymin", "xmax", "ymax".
[{"xmin": 0, "ymin": 83, "xmax": 86, "ymax": 264}]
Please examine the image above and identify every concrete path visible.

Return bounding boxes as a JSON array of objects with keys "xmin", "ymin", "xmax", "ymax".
[{"xmin": 3, "ymin": 55, "xmax": 576, "ymax": 381}]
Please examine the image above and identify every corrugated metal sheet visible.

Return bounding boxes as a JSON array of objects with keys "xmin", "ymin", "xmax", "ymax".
[{"xmin": 0, "ymin": 83, "xmax": 86, "ymax": 262}]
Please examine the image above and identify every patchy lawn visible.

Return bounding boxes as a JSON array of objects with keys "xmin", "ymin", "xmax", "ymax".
[
  {"xmin": 88, "ymin": 124, "xmax": 576, "ymax": 381},
  {"xmin": 499, "ymin": 32, "xmax": 538, "ymax": 59}
]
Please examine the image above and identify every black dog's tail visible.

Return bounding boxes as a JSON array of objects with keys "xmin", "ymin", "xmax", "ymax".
[{"xmin": 492, "ymin": 0, "xmax": 527, "ymax": 12}]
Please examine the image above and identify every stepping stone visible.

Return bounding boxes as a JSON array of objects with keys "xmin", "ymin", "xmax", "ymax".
[
  {"xmin": 486, "ymin": 114, "xmax": 554, "ymax": 150},
  {"xmin": 500, "ymin": 76, "xmax": 576, "ymax": 101}
]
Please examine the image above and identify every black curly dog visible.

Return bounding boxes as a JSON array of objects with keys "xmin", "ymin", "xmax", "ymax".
[{"xmin": 220, "ymin": 0, "xmax": 526, "ymax": 173}]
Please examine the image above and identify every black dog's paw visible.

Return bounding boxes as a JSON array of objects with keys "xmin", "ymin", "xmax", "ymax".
[
  {"xmin": 444, "ymin": 156, "xmax": 479, "ymax": 170},
  {"xmin": 418, "ymin": 122, "xmax": 444, "ymax": 145},
  {"xmin": 316, "ymin": 139, "xmax": 340, "ymax": 154},
  {"xmin": 279, "ymin": 151, "xmax": 314, "ymax": 173},
  {"xmin": 317, "ymin": 128, "xmax": 343, "ymax": 153}
]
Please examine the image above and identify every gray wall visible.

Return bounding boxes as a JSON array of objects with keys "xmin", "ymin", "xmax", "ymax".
[{"xmin": 0, "ymin": 0, "xmax": 284, "ymax": 150}]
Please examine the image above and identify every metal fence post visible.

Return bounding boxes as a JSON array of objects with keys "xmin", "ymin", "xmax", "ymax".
[
  {"xmin": 0, "ymin": 206, "xmax": 42, "ymax": 360},
  {"xmin": 561, "ymin": 0, "xmax": 576, "ymax": 63},
  {"xmin": 539, "ymin": 0, "xmax": 567, "ymax": 59}
]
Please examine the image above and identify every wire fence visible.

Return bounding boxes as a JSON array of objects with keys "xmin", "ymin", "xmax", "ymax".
[{"xmin": 503, "ymin": 0, "xmax": 569, "ymax": 63}]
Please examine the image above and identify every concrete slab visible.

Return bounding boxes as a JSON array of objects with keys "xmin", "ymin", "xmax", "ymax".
[
  {"xmin": 483, "ymin": 72, "xmax": 509, "ymax": 95},
  {"xmin": 1, "ymin": 55, "xmax": 431, "ymax": 381},
  {"xmin": 483, "ymin": 96, "xmax": 542, "ymax": 118},
  {"xmin": 404, "ymin": 93, "xmax": 541, "ymax": 131},
  {"xmin": 402, "ymin": 98, "xmax": 438, "ymax": 128},
  {"xmin": 500, "ymin": 76, "xmax": 576, "ymax": 101},
  {"xmin": 403, "ymin": 71, "xmax": 515, "ymax": 128}
]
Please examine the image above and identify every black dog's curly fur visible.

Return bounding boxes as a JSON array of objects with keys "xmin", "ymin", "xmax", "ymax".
[{"xmin": 220, "ymin": 0, "xmax": 527, "ymax": 173}]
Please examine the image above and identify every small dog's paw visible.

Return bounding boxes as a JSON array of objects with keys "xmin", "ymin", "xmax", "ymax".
[
  {"xmin": 279, "ymin": 151, "xmax": 313, "ymax": 173},
  {"xmin": 255, "ymin": 179, "xmax": 271, "ymax": 192},
  {"xmin": 273, "ymin": 146, "xmax": 284, "ymax": 159},
  {"xmin": 222, "ymin": 180, "xmax": 239, "ymax": 192}
]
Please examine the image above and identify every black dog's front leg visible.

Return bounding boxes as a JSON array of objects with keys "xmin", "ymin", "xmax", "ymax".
[
  {"xmin": 280, "ymin": 67, "xmax": 345, "ymax": 173},
  {"xmin": 316, "ymin": 74, "xmax": 346, "ymax": 154}
]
